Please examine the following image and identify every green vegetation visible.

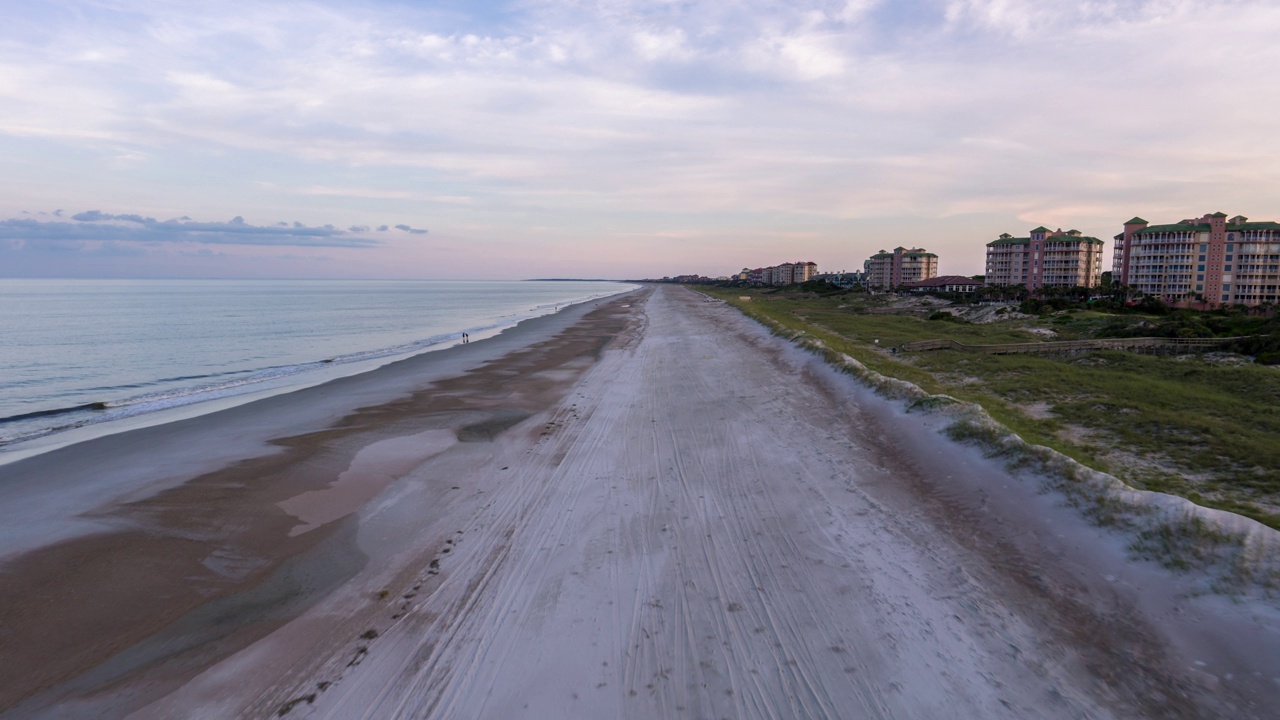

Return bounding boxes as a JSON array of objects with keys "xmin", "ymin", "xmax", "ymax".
[{"xmin": 703, "ymin": 285, "xmax": 1280, "ymax": 530}]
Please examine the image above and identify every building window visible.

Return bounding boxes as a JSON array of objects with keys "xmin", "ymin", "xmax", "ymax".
[
  {"xmin": 1197, "ymin": 274, "xmax": 1204, "ymax": 281},
  {"xmin": 1198, "ymin": 255, "xmax": 1205, "ymax": 261},
  {"xmin": 1196, "ymin": 285, "xmax": 1203, "ymax": 291},
  {"xmin": 1225, "ymin": 265, "xmax": 1232, "ymax": 271},
  {"xmin": 1227, "ymin": 244, "xmax": 1234, "ymax": 251},
  {"xmin": 1198, "ymin": 264, "xmax": 1205, "ymax": 271},
  {"xmin": 1200, "ymin": 244, "xmax": 1207, "ymax": 252}
]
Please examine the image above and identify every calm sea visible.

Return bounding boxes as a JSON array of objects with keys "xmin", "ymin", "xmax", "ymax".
[{"xmin": 0, "ymin": 279, "xmax": 634, "ymax": 457}]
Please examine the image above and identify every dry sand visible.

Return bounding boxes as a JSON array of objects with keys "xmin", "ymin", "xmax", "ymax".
[{"xmin": 1, "ymin": 285, "xmax": 1277, "ymax": 719}]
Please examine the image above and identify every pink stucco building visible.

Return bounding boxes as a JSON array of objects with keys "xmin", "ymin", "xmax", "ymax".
[
  {"xmin": 985, "ymin": 227, "xmax": 1103, "ymax": 289},
  {"xmin": 746, "ymin": 262, "xmax": 818, "ymax": 286},
  {"xmin": 1113, "ymin": 212, "xmax": 1280, "ymax": 307},
  {"xmin": 864, "ymin": 247, "xmax": 938, "ymax": 290}
]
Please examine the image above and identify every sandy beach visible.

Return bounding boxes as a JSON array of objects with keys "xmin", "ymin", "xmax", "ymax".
[{"xmin": 1, "ymin": 285, "xmax": 1277, "ymax": 719}]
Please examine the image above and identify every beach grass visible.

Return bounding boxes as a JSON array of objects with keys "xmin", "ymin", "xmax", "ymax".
[{"xmin": 702, "ymin": 286, "xmax": 1280, "ymax": 530}]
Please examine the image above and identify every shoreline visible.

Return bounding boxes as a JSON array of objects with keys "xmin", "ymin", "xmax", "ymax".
[
  {"xmin": 0, "ymin": 288, "xmax": 644, "ymax": 714},
  {"xmin": 0, "ymin": 282, "xmax": 638, "ymax": 467},
  {"xmin": 0, "ymin": 289, "xmax": 640, "ymax": 560}
]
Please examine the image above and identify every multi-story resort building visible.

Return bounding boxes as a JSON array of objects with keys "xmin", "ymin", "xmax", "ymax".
[
  {"xmin": 745, "ymin": 261, "xmax": 818, "ymax": 286},
  {"xmin": 864, "ymin": 247, "xmax": 938, "ymax": 290},
  {"xmin": 985, "ymin": 227, "xmax": 1103, "ymax": 290},
  {"xmin": 780, "ymin": 261, "xmax": 818, "ymax": 285},
  {"xmin": 1114, "ymin": 213, "xmax": 1280, "ymax": 307}
]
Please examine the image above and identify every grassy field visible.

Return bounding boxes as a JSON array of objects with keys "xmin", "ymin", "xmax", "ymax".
[{"xmin": 702, "ymin": 286, "xmax": 1280, "ymax": 530}]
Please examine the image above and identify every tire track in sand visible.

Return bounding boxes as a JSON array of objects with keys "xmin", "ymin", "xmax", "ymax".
[{"xmin": 307, "ymin": 286, "xmax": 1135, "ymax": 719}]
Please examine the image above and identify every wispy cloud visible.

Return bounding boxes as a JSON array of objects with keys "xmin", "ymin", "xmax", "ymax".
[
  {"xmin": 1, "ymin": 212, "xmax": 382, "ymax": 247},
  {"xmin": 1, "ymin": 0, "xmax": 1279, "ymax": 278},
  {"xmin": 393, "ymin": 224, "xmax": 428, "ymax": 235}
]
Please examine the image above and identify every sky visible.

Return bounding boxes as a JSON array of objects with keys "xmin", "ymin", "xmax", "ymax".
[{"xmin": 2, "ymin": 0, "xmax": 1279, "ymax": 279}]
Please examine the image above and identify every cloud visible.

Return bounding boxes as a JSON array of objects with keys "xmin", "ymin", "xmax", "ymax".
[
  {"xmin": 297, "ymin": 186, "xmax": 415, "ymax": 200},
  {"xmin": 394, "ymin": 224, "xmax": 428, "ymax": 235},
  {"xmin": 72, "ymin": 210, "xmax": 155, "ymax": 223},
  {"xmin": 1, "ymin": 0, "xmax": 1279, "ymax": 278},
  {"xmin": 0, "ymin": 212, "xmax": 383, "ymax": 248}
]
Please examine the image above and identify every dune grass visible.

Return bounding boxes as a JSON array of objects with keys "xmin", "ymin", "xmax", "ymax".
[{"xmin": 703, "ymin": 286, "xmax": 1280, "ymax": 529}]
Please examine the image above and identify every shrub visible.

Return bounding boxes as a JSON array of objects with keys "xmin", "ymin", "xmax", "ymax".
[{"xmin": 927, "ymin": 310, "xmax": 967, "ymax": 323}]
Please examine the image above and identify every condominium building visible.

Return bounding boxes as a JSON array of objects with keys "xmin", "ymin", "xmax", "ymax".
[
  {"xmin": 777, "ymin": 261, "xmax": 818, "ymax": 285},
  {"xmin": 985, "ymin": 227, "xmax": 1103, "ymax": 290},
  {"xmin": 776, "ymin": 263, "xmax": 796, "ymax": 285},
  {"xmin": 864, "ymin": 247, "xmax": 938, "ymax": 290},
  {"xmin": 1114, "ymin": 212, "xmax": 1280, "ymax": 306},
  {"xmin": 746, "ymin": 261, "xmax": 818, "ymax": 286},
  {"xmin": 800, "ymin": 261, "xmax": 819, "ymax": 283}
]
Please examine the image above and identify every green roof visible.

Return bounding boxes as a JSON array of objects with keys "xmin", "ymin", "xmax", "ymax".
[
  {"xmin": 1134, "ymin": 220, "xmax": 1280, "ymax": 235},
  {"xmin": 870, "ymin": 248, "xmax": 935, "ymax": 259},
  {"xmin": 1211, "ymin": 212, "xmax": 1228, "ymax": 218},
  {"xmin": 1125, "ymin": 217, "xmax": 1148, "ymax": 225},
  {"xmin": 987, "ymin": 235, "xmax": 1103, "ymax": 246},
  {"xmin": 1136, "ymin": 223, "xmax": 1206, "ymax": 233},
  {"xmin": 1030, "ymin": 226, "xmax": 1050, "ymax": 233}
]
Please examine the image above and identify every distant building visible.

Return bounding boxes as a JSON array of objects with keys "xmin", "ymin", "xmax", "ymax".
[
  {"xmin": 903, "ymin": 275, "xmax": 983, "ymax": 293},
  {"xmin": 746, "ymin": 261, "xmax": 818, "ymax": 286},
  {"xmin": 985, "ymin": 227, "xmax": 1103, "ymax": 290},
  {"xmin": 1113, "ymin": 213, "xmax": 1280, "ymax": 307},
  {"xmin": 793, "ymin": 261, "xmax": 819, "ymax": 284},
  {"xmin": 814, "ymin": 271, "xmax": 863, "ymax": 288},
  {"xmin": 773, "ymin": 261, "xmax": 818, "ymax": 285},
  {"xmin": 864, "ymin": 247, "xmax": 938, "ymax": 290}
]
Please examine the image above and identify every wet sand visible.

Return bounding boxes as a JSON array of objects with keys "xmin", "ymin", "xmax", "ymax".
[{"xmin": 0, "ymin": 291, "xmax": 642, "ymax": 717}]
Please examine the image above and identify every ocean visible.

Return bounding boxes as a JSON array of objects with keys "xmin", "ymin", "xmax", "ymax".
[{"xmin": 0, "ymin": 279, "xmax": 634, "ymax": 459}]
